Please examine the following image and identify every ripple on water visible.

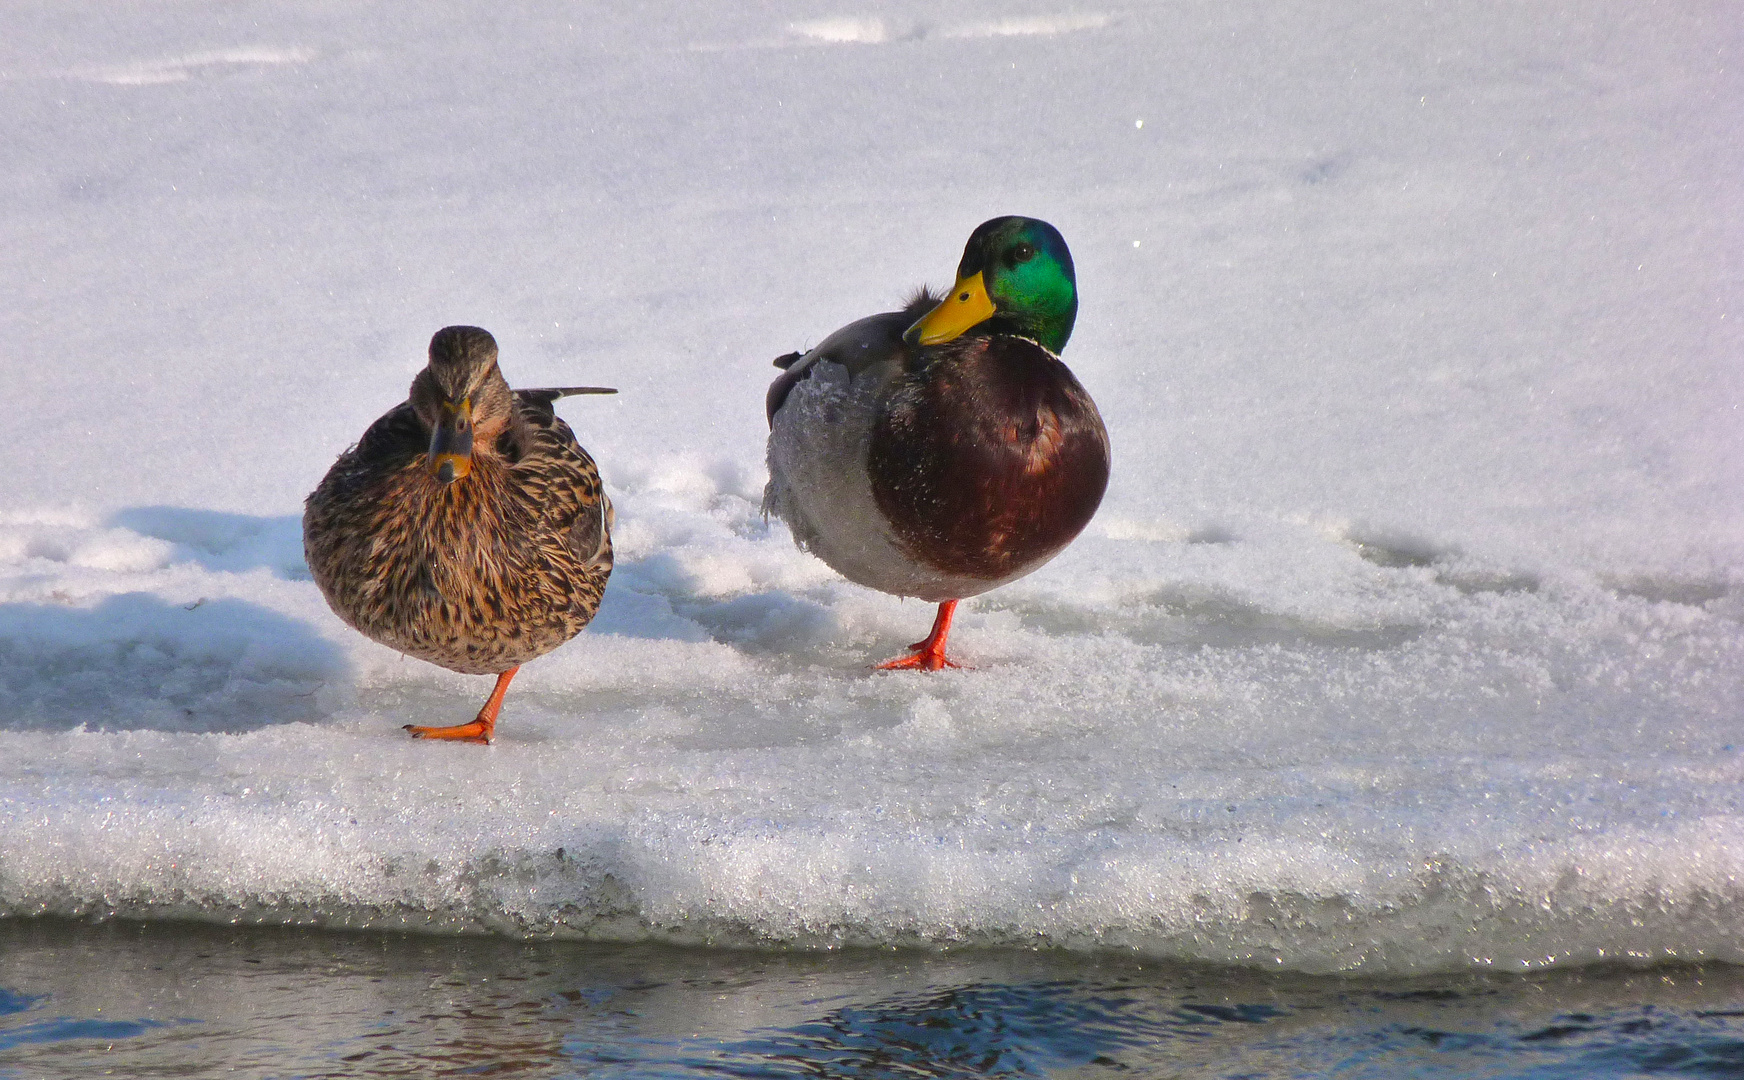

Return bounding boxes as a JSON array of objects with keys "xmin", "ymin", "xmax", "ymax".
[{"xmin": 2, "ymin": 920, "xmax": 1743, "ymax": 1078}]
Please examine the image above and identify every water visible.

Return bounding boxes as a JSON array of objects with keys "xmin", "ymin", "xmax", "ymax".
[{"xmin": 2, "ymin": 920, "xmax": 1742, "ymax": 1078}]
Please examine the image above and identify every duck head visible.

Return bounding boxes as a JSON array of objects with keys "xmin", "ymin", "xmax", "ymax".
[
  {"xmin": 904, "ymin": 216, "xmax": 1077, "ymax": 355},
  {"xmin": 409, "ymin": 325, "xmax": 515, "ymax": 484}
]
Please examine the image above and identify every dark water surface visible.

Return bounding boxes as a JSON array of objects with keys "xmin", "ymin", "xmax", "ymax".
[{"xmin": 2, "ymin": 919, "xmax": 1742, "ymax": 1078}]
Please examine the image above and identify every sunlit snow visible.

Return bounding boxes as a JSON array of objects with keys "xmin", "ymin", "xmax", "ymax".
[{"xmin": 1, "ymin": 0, "xmax": 1739, "ymax": 974}]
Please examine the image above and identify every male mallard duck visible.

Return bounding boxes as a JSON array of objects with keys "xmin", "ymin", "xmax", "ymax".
[
  {"xmin": 764, "ymin": 216, "xmax": 1109, "ymax": 669},
  {"xmin": 304, "ymin": 325, "xmax": 615, "ymax": 743}
]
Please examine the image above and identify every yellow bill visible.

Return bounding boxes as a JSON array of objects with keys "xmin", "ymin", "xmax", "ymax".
[{"xmin": 905, "ymin": 271, "xmax": 996, "ymax": 346}]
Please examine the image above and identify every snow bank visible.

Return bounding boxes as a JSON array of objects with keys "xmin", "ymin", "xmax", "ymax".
[{"xmin": 0, "ymin": 0, "xmax": 1739, "ymax": 973}]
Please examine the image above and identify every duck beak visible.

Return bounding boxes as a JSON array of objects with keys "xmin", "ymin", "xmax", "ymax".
[
  {"xmin": 904, "ymin": 270, "xmax": 996, "ymax": 347},
  {"xmin": 428, "ymin": 398, "xmax": 474, "ymax": 484}
]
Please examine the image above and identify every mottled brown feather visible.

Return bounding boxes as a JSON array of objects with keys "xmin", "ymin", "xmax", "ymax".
[{"xmin": 304, "ymin": 389, "xmax": 612, "ymax": 676}]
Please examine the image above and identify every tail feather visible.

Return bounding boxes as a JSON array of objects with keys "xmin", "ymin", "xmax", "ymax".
[
  {"xmin": 517, "ymin": 386, "xmax": 618, "ymax": 426},
  {"xmin": 523, "ymin": 386, "xmax": 617, "ymax": 404}
]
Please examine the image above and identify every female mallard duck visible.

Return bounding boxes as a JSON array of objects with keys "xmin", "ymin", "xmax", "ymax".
[
  {"xmin": 764, "ymin": 216, "xmax": 1109, "ymax": 670},
  {"xmin": 304, "ymin": 325, "xmax": 615, "ymax": 743}
]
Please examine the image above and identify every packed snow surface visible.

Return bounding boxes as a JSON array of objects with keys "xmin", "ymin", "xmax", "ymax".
[{"xmin": 1, "ymin": 1, "xmax": 1740, "ymax": 974}]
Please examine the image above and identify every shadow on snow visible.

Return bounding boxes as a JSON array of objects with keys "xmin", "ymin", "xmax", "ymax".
[{"xmin": 0, "ymin": 592, "xmax": 346, "ymax": 734}]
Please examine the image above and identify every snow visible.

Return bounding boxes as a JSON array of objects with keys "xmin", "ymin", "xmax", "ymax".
[{"xmin": 1, "ymin": 0, "xmax": 1740, "ymax": 974}]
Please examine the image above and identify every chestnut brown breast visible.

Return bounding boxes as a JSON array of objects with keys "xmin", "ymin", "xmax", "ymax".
[{"xmin": 867, "ymin": 335, "xmax": 1109, "ymax": 584}]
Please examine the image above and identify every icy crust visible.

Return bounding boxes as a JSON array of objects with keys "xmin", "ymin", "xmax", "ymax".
[
  {"xmin": 2, "ymin": 744, "xmax": 1742, "ymax": 975},
  {"xmin": 0, "ymin": 498, "xmax": 1730, "ymax": 977},
  {"xmin": 2, "ymin": 501, "xmax": 1742, "ymax": 975}
]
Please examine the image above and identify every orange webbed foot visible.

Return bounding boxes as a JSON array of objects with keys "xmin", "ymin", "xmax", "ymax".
[
  {"xmin": 403, "ymin": 667, "xmax": 517, "ymax": 745},
  {"xmin": 403, "ymin": 720, "xmax": 493, "ymax": 743},
  {"xmin": 873, "ymin": 600, "xmax": 964, "ymax": 673},
  {"xmin": 873, "ymin": 648, "xmax": 961, "ymax": 672}
]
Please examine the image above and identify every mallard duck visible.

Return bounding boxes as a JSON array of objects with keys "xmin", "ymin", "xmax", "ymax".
[
  {"xmin": 764, "ymin": 216, "xmax": 1109, "ymax": 670},
  {"xmin": 304, "ymin": 325, "xmax": 615, "ymax": 743}
]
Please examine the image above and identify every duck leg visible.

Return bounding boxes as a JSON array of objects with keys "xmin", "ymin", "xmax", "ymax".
[
  {"xmin": 875, "ymin": 600, "xmax": 962, "ymax": 671},
  {"xmin": 405, "ymin": 666, "xmax": 518, "ymax": 744}
]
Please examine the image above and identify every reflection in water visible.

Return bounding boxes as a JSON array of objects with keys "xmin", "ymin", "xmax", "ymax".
[{"xmin": 0, "ymin": 919, "xmax": 1741, "ymax": 1078}]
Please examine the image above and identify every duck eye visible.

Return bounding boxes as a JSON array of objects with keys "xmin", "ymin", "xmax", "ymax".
[{"xmin": 1008, "ymin": 243, "xmax": 1036, "ymax": 267}]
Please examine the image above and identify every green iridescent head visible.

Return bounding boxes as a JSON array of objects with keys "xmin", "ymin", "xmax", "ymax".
[{"xmin": 904, "ymin": 216, "xmax": 1077, "ymax": 355}]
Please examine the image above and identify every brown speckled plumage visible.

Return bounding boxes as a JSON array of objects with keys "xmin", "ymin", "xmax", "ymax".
[{"xmin": 304, "ymin": 326, "xmax": 612, "ymax": 739}]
